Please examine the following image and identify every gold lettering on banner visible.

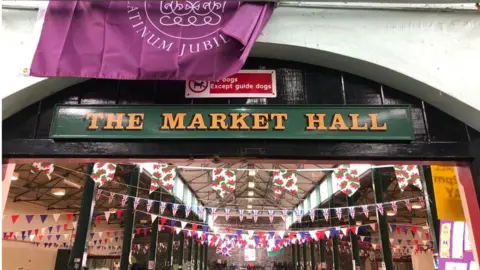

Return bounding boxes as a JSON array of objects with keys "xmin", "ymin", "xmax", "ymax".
[
  {"xmin": 369, "ymin": 113, "xmax": 387, "ymax": 130},
  {"xmin": 86, "ymin": 113, "xmax": 105, "ymax": 130},
  {"xmin": 126, "ymin": 113, "xmax": 144, "ymax": 130},
  {"xmin": 209, "ymin": 113, "xmax": 228, "ymax": 130},
  {"xmin": 104, "ymin": 113, "xmax": 125, "ymax": 130},
  {"xmin": 252, "ymin": 113, "xmax": 269, "ymax": 130},
  {"xmin": 161, "ymin": 113, "xmax": 186, "ymax": 130},
  {"xmin": 349, "ymin": 114, "xmax": 368, "ymax": 130},
  {"xmin": 328, "ymin": 114, "xmax": 349, "ymax": 130},
  {"xmin": 187, "ymin": 113, "xmax": 207, "ymax": 130},
  {"xmin": 229, "ymin": 113, "xmax": 250, "ymax": 130},
  {"xmin": 305, "ymin": 114, "xmax": 327, "ymax": 130},
  {"xmin": 270, "ymin": 113, "xmax": 288, "ymax": 130}
]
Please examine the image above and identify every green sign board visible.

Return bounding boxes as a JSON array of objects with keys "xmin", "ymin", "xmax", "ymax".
[{"xmin": 50, "ymin": 105, "xmax": 414, "ymax": 140}]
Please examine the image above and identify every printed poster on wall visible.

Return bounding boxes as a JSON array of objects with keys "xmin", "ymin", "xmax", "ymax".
[
  {"xmin": 185, "ymin": 70, "xmax": 277, "ymax": 98},
  {"xmin": 438, "ymin": 220, "xmax": 476, "ymax": 270},
  {"xmin": 430, "ymin": 166, "xmax": 465, "ymax": 221}
]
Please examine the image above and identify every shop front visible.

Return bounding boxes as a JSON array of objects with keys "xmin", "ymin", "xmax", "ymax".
[{"xmin": 2, "ymin": 58, "xmax": 480, "ymax": 270}]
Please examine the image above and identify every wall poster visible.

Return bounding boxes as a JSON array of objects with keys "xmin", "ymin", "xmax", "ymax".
[{"xmin": 439, "ymin": 220, "xmax": 476, "ymax": 270}]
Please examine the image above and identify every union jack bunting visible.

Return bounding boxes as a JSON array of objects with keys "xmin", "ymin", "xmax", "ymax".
[
  {"xmin": 160, "ymin": 202, "xmax": 167, "ymax": 215},
  {"xmin": 211, "ymin": 208, "xmax": 217, "ymax": 221},
  {"xmin": 108, "ymin": 192, "xmax": 115, "ymax": 204},
  {"xmin": 95, "ymin": 189, "xmax": 102, "ymax": 201},
  {"xmin": 335, "ymin": 208, "xmax": 343, "ymax": 220},
  {"xmin": 348, "ymin": 207, "xmax": 355, "ymax": 219},
  {"xmin": 377, "ymin": 203, "xmax": 384, "ymax": 215},
  {"xmin": 309, "ymin": 210, "xmax": 315, "ymax": 222},
  {"xmin": 121, "ymin": 195, "xmax": 128, "ymax": 207},
  {"xmin": 172, "ymin": 204, "xmax": 179, "ymax": 216},
  {"xmin": 133, "ymin": 198, "xmax": 140, "ymax": 210},
  {"xmin": 405, "ymin": 199, "xmax": 412, "ymax": 211},
  {"xmin": 281, "ymin": 209, "xmax": 288, "ymax": 222},
  {"xmin": 321, "ymin": 209, "xmax": 329, "ymax": 221},
  {"xmin": 391, "ymin": 201, "xmax": 398, "ymax": 215},
  {"xmin": 239, "ymin": 209, "xmax": 245, "ymax": 222},
  {"xmin": 362, "ymin": 205, "xmax": 369, "ymax": 218},
  {"xmin": 253, "ymin": 210, "xmax": 260, "ymax": 223},
  {"xmin": 295, "ymin": 209, "xmax": 303, "ymax": 223},
  {"xmin": 185, "ymin": 205, "xmax": 192, "ymax": 218},
  {"xmin": 198, "ymin": 206, "xmax": 204, "ymax": 217},
  {"xmin": 267, "ymin": 210, "xmax": 275, "ymax": 223},
  {"xmin": 146, "ymin": 200, "xmax": 153, "ymax": 212},
  {"xmin": 224, "ymin": 208, "xmax": 231, "ymax": 221}
]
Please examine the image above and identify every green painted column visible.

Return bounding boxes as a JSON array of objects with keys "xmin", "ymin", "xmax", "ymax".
[
  {"xmin": 347, "ymin": 197, "xmax": 360, "ymax": 270},
  {"xmin": 203, "ymin": 243, "xmax": 208, "ymax": 270},
  {"xmin": 193, "ymin": 240, "xmax": 198, "ymax": 270},
  {"xmin": 310, "ymin": 241, "xmax": 316, "ymax": 270},
  {"xmin": 120, "ymin": 167, "xmax": 140, "ymax": 270},
  {"xmin": 292, "ymin": 245, "xmax": 296, "ymax": 270},
  {"xmin": 372, "ymin": 168, "xmax": 394, "ymax": 270},
  {"xmin": 68, "ymin": 164, "xmax": 95, "ymax": 270},
  {"xmin": 296, "ymin": 241, "xmax": 301, "ymax": 270},
  {"xmin": 319, "ymin": 240, "xmax": 326, "ymax": 270},
  {"xmin": 303, "ymin": 242, "xmax": 308, "ymax": 270},
  {"xmin": 167, "ymin": 230, "xmax": 174, "ymax": 269},
  {"xmin": 199, "ymin": 242, "xmax": 204, "ymax": 270},
  {"xmin": 327, "ymin": 177, "xmax": 339, "ymax": 270},
  {"xmin": 420, "ymin": 166, "xmax": 440, "ymax": 250},
  {"xmin": 148, "ymin": 193, "xmax": 159, "ymax": 270},
  {"xmin": 178, "ymin": 231, "xmax": 185, "ymax": 270}
]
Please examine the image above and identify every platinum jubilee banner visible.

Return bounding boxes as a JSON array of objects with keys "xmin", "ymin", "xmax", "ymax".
[{"xmin": 24, "ymin": 0, "xmax": 274, "ymax": 80}]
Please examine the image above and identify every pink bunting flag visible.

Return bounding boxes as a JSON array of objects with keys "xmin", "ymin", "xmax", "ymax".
[
  {"xmin": 309, "ymin": 210, "xmax": 315, "ymax": 222},
  {"xmin": 160, "ymin": 202, "xmax": 167, "ymax": 214},
  {"xmin": 335, "ymin": 208, "xmax": 343, "ymax": 220},
  {"xmin": 348, "ymin": 207, "xmax": 355, "ymax": 219},
  {"xmin": 185, "ymin": 205, "xmax": 191, "ymax": 218},
  {"xmin": 146, "ymin": 200, "xmax": 153, "ymax": 212},
  {"xmin": 211, "ymin": 208, "xmax": 217, "ymax": 221},
  {"xmin": 321, "ymin": 209, "xmax": 329, "ymax": 221},
  {"xmin": 172, "ymin": 204, "xmax": 179, "ymax": 216},
  {"xmin": 133, "ymin": 198, "xmax": 140, "ymax": 210},
  {"xmin": 120, "ymin": 198, "xmax": 131, "ymax": 210},
  {"xmin": 108, "ymin": 192, "xmax": 115, "ymax": 204},
  {"xmin": 362, "ymin": 205, "xmax": 369, "ymax": 218},
  {"xmin": 91, "ymin": 163, "xmax": 117, "ymax": 187},
  {"xmin": 211, "ymin": 168, "xmax": 236, "ymax": 198},
  {"xmin": 376, "ymin": 204, "xmax": 384, "ymax": 215},
  {"xmin": 31, "ymin": 163, "xmax": 54, "ymax": 180}
]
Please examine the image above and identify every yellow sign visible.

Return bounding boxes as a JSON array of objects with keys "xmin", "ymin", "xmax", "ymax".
[{"xmin": 430, "ymin": 165, "xmax": 465, "ymax": 221}]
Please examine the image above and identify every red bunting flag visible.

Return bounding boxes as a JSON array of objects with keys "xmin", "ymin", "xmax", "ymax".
[
  {"xmin": 11, "ymin": 215, "xmax": 19, "ymax": 224},
  {"xmin": 64, "ymin": 224, "xmax": 68, "ymax": 231},
  {"xmin": 96, "ymin": 215, "xmax": 101, "ymax": 224},
  {"xmin": 161, "ymin": 218, "xmax": 167, "ymax": 226},
  {"xmin": 411, "ymin": 226, "xmax": 418, "ymax": 236},
  {"xmin": 34, "ymin": 229, "xmax": 39, "ymax": 236},
  {"xmin": 116, "ymin": 209, "xmax": 122, "ymax": 218},
  {"xmin": 135, "ymin": 228, "xmax": 140, "ymax": 235}
]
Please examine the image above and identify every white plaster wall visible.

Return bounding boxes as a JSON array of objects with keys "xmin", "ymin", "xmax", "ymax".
[{"xmin": 2, "ymin": 5, "xmax": 480, "ymax": 129}]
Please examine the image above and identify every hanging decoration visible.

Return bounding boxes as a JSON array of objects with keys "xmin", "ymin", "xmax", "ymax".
[
  {"xmin": 121, "ymin": 195, "xmax": 128, "ymax": 207},
  {"xmin": 211, "ymin": 208, "xmax": 218, "ymax": 221},
  {"xmin": 309, "ymin": 210, "xmax": 315, "ymax": 222},
  {"xmin": 267, "ymin": 210, "xmax": 275, "ymax": 223},
  {"xmin": 133, "ymin": 198, "xmax": 140, "ymax": 210},
  {"xmin": 393, "ymin": 165, "xmax": 422, "ymax": 192},
  {"xmin": 377, "ymin": 204, "xmax": 384, "ymax": 215},
  {"xmin": 361, "ymin": 205, "xmax": 369, "ymax": 218},
  {"xmin": 321, "ymin": 209, "xmax": 329, "ymax": 222},
  {"xmin": 281, "ymin": 209, "xmax": 288, "ymax": 222},
  {"xmin": 333, "ymin": 166, "xmax": 360, "ymax": 196},
  {"xmin": 239, "ymin": 209, "xmax": 245, "ymax": 222},
  {"xmin": 95, "ymin": 190, "xmax": 102, "ymax": 201},
  {"xmin": 335, "ymin": 208, "xmax": 342, "ymax": 220},
  {"xmin": 272, "ymin": 170, "xmax": 298, "ymax": 199},
  {"xmin": 224, "ymin": 208, "xmax": 231, "ymax": 221},
  {"xmin": 185, "ymin": 205, "xmax": 191, "ymax": 218},
  {"xmin": 405, "ymin": 199, "xmax": 412, "ymax": 211},
  {"xmin": 31, "ymin": 163, "xmax": 55, "ymax": 180},
  {"xmin": 253, "ymin": 210, "xmax": 260, "ymax": 223},
  {"xmin": 160, "ymin": 202, "xmax": 167, "ymax": 215},
  {"xmin": 295, "ymin": 210, "xmax": 303, "ymax": 223},
  {"xmin": 211, "ymin": 168, "xmax": 237, "ymax": 199},
  {"xmin": 198, "ymin": 206, "xmax": 205, "ymax": 217},
  {"xmin": 108, "ymin": 192, "xmax": 115, "ymax": 204},
  {"xmin": 391, "ymin": 201, "xmax": 398, "ymax": 215},
  {"xmin": 150, "ymin": 164, "xmax": 176, "ymax": 194},
  {"xmin": 146, "ymin": 200, "xmax": 153, "ymax": 212},
  {"xmin": 348, "ymin": 207, "xmax": 355, "ymax": 219},
  {"xmin": 172, "ymin": 204, "xmax": 179, "ymax": 216},
  {"xmin": 91, "ymin": 163, "xmax": 117, "ymax": 187}
]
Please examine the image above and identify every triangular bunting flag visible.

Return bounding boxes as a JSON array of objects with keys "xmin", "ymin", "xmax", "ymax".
[
  {"xmin": 181, "ymin": 221, "xmax": 187, "ymax": 229},
  {"xmin": 108, "ymin": 192, "xmax": 115, "ymax": 204},
  {"xmin": 361, "ymin": 205, "xmax": 369, "ymax": 218},
  {"xmin": 66, "ymin": 213, "xmax": 73, "ymax": 222},
  {"xmin": 40, "ymin": 214, "xmax": 48, "ymax": 223},
  {"xmin": 72, "ymin": 221, "xmax": 77, "ymax": 230},
  {"xmin": 335, "ymin": 208, "xmax": 342, "ymax": 220},
  {"xmin": 405, "ymin": 199, "xmax": 412, "ymax": 211},
  {"xmin": 321, "ymin": 209, "xmax": 329, "ymax": 221},
  {"xmin": 96, "ymin": 189, "xmax": 103, "ymax": 201},
  {"xmin": 376, "ymin": 204, "xmax": 384, "ymax": 215},
  {"xmin": 150, "ymin": 164, "xmax": 176, "ymax": 194},
  {"xmin": 369, "ymin": 224, "xmax": 377, "ymax": 231},
  {"xmin": 160, "ymin": 202, "xmax": 167, "ymax": 214},
  {"xmin": 53, "ymin": 214, "xmax": 60, "ymax": 222},
  {"xmin": 239, "ymin": 209, "xmax": 245, "ymax": 222},
  {"xmin": 133, "ymin": 198, "xmax": 140, "ymax": 210},
  {"xmin": 391, "ymin": 201, "xmax": 398, "ymax": 215},
  {"xmin": 116, "ymin": 209, "xmax": 122, "ymax": 218},
  {"xmin": 31, "ymin": 163, "xmax": 54, "ymax": 179},
  {"xmin": 172, "ymin": 203, "xmax": 179, "ymax": 216},
  {"xmin": 333, "ymin": 166, "xmax": 361, "ymax": 196},
  {"xmin": 393, "ymin": 165, "xmax": 422, "ymax": 192},
  {"xmin": 146, "ymin": 200, "xmax": 153, "ymax": 212},
  {"xmin": 11, "ymin": 215, "xmax": 19, "ymax": 224},
  {"xmin": 25, "ymin": 215, "xmax": 34, "ymax": 224},
  {"xmin": 104, "ymin": 212, "xmax": 111, "ymax": 222},
  {"xmin": 325, "ymin": 230, "xmax": 331, "ymax": 239},
  {"xmin": 185, "ymin": 205, "xmax": 191, "ymax": 218},
  {"xmin": 121, "ymin": 195, "xmax": 128, "ymax": 207},
  {"xmin": 348, "ymin": 207, "xmax": 355, "ymax": 219},
  {"xmin": 272, "ymin": 170, "xmax": 298, "ymax": 199},
  {"xmin": 309, "ymin": 210, "xmax": 315, "ymax": 222},
  {"xmin": 150, "ymin": 214, "xmax": 158, "ymax": 223}
]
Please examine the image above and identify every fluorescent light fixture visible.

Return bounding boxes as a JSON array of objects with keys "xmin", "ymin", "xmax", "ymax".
[
  {"xmin": 140, "ymin": 219, "xmax": 148, "ymax": 224},
  {"xmin": 109, "ymin": 208, "xmax": 117, "ymax": 213},
  {"xmin": 248, "ymin": 170, "xmax": 256, "ymax": 176},
  {"xmin": 248, "ymin": 182, "xmax": 255, "ymax": 188},
  {"xmin": 356, "ymin": 221, "xmax": 362, "ymax": 226},
  {"xmin": 248, "ymin": 198, "xmax": 253, "ymax": 202},
  {"xmin": 386, "ymin": 210, "xmax": 396, "ymax": 216},
  {"xmin": 247, "ymin": 205, "xmax": 253, "ymax": 209},
  {"xmin": 11, "ymin": 172, "xmax": 19, "ymax": 181},
  {"xmin": 51, "ymin": 188, "xmax": 66, "ymax": 197},
  {"xmin": 63, "ymin": 178, "xmax": 81, "ymax": 189},
  {"xmin": 411, "ymin": 202, "xmax": 423, "ymax": 209},
  {"xmin": 248, "ymin": 191, "xmax": 254, "ymax": 196}
]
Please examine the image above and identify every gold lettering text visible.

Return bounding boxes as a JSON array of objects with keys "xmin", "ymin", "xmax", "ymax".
[
  {"xmin": 329, "ymin": 114, "xmax": 349, "ymax": 130},
  {"xmin": 369, "ymin": 113, "xmax": 387, "ymax": 130},
  {"xmin": 349, "ymin": 114, "xmax": 368, "ymax": 130},
  {"xmin": 104, "ymin": 113, "xmax": 125, "ymax": 130},
  {"xmin": 270, "ymin": 113, "xmax": 288, "ymax": 130},
  {"xmin": 126, "ymin": 113, "xmax": 144, "ymax": 130},
  {"xmin": 85, "ymin": 113, "xmax": 104, "ymax": 130},
  {"xmin": 187, "ymin": 113, "xmax": 207, "ymax": 130},
  {"xmin": 229, "ymin": 113, "xmax": 250, "ymax": 130},
  {"xmin": 252, "ymin": 113, "xmax": 269, "ymax": 130},
  {"xmin": 305, "ymin": 114, "xmax": 327, "ymax": 130},
  {"xmin": 161, "ymin": 113, "xmax": 186, "ymax": 129},
  {"xmin": 209, "ymin": 113, "xmax": 228, "ymax": 130}
]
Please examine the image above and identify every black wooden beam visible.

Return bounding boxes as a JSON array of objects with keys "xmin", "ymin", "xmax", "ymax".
[{"xmin": 3, "ymin": 139, "xmax": 472, "ymax": 160}]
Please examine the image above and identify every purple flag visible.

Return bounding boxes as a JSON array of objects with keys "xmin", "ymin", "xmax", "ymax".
[
  {"xmin": 28, "ymin": 1, "xmax": 274, "ymax": 80},
  {"xmin": 25, "ymin": 215, "xmax": 34, "ymax": 224},
  {"xmin": 40, "ymin": 214, "xmax": 48, "ymax": 223}
]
